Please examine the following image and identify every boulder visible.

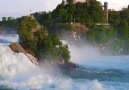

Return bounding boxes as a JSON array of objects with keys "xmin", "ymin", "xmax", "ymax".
[
  {"xmin": 10, "ymin": 42, "xmax": 26, "ymax": 53},
  {"xmin": 10, "ymin": 42, "xmax": 38, "ymax": 65},
  {"xmin": 58, "ymin": 62, "xmax": 79, "ymax": 70}
]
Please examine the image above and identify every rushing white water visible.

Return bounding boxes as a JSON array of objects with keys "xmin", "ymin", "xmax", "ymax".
[
  {"xmin": 0, "ymin": 36, "xmax": 129, "ymax": 90},
  {"xmin": 0, "ymin": 43, "xmax": 106, "ymax": 90}
]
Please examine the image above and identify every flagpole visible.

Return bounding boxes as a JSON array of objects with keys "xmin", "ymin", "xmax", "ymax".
[{"xmin": 30, "ymin": 8, "xmax": 31, "ymax": 16}]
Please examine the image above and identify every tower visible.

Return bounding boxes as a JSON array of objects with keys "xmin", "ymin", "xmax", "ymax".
[{"xmin": 103, "ymin": 2, "xmax": 108, "ymax": 23}]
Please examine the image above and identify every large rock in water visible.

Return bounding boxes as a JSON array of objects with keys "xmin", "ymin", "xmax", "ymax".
[
  {"xmin": 58, "ymin": 62, "xmax": 79, "ymax": 70},
  {"xmin": 10, "ymin": 42, "xmax": 26, "ymax": 53},
  {"xmin": 10, "ymin": 42, "xmax": 38, "ymax": 65}
]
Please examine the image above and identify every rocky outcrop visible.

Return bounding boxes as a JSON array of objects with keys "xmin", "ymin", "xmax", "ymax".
[
  {"xmin": 9, "ymin": 42, "xmax": 79, "ymax": 69},
  {"xmin": 70, "ymin": 23, "xmax": 88, "ymax": 33},
  {"xmin": 58, "ymin": 62, "xmax": 79, "ymax": 70},
  {"xmin": 30, "ymin": 16, "xmax": 41, "ymax": 33},
  {"xmin": 10, "ymin": 42, "xmax": 38, "ymax": 65},
  {"xmin": 26, "ymin": 54, "xmax": 38, "ymax": 65},
  {"xmin": 10, "ymin": 42, "xmax": 26, "ymax": 53}
]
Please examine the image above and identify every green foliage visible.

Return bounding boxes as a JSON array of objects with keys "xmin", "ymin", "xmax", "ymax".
[
  {"xmin": 89, "ymin": 1, "xmax": 104, "ymax": 23},
  {"xmin": 35, "ymin": 28, "xmax": 70, "ymax": 62},
  {"xmin": 2, "ymin": 0, "xmax": 129, "ymax": 55},
  {"xmin": 1, "ymin": 17, "xmax": 19, "ymax": 28},
  {"xmin": 59, "ymin": 44, "xmax": 70, "ymax": 63},
  {"xmin": 86, "ymin": 27, "xmax": 117, "ymax": 44},
  {"xmin": 2, "ymin": 17, "xmax": 6, "ymax": 23},
  {"xmin": 86, "ymin": 29, "xmax": 97, "ymax": 44},
  {"xmin": 19, "ymin": 16, "xmax": 70, "ymax": 63},
  {"xmin": 106, "ymin": 27, "xmax": 117, "ymax": 41},
  {"xmin": 109, "ymin": 40, "xmax": 125, "ymax": 54},
  {"xmin": 86, "ymin": 26, "xmax": 117, "ymax": 51},
  {"xmin": 108, "ymin": 10, "xmax": 120, "ymax": 26},
  {"xmin": 108, "ymin": 7, "xmax": 129, "ymax": 54},
  {"xmin": 19, "ymin": 16, "xmax": 37, "ymax": 42},
  {"xmin": 97, "ymin": 28, "xmax": 107, "ymax": 44},
  {"xmin": 117, "ymin": 20, "xmax": 129, "ymax": 41},
  {"xmin": 33, "ymin": 0, "xmax": 104, "ymax": 33}
]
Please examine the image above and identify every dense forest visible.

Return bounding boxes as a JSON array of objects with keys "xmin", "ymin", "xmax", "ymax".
[
  {"xmin": 1, "ymin": 0, "xmax": 129, "ymax": 54},
  {"xmin": 0, "ymin": 17, "xmax": 19, "ymax": 28},
  {"xmin": 33, "ymin": 0, "xmax": 105, "ymax": 33}
]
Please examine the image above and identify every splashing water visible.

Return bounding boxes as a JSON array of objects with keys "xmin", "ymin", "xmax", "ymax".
[
  {"xmin": 0, "ymin": 37, "xmax": 129, "ymax": 90},
  {"xmin": 0, "ymin": 43, "xmax": 106, "ymax": 90}
]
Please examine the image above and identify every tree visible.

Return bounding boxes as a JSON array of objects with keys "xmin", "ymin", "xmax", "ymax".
[
  {"xmin": 108, "ymin": 10, "xmax": 120, "ymax": 26},
  {"xmin": 2, "ymin": 17, "xmax": 6, "ymax": 25},
  {"xmin": 117, "ymin": 20, "xmax": 129, "ymax": 40},
  {"xmin": 86, "ymin": 30, "xmax": 97, "ymax": 44},
  {"xmin": 19, "ymin": 16, "xmax": 70, "ymax": 63},
  {"xmin": 19, "ymin": 16, "xmax": 37, "ymax": 43},
  {"xmin": 89, "ymin": 1, "xmax": 104, "ymax": 23}
]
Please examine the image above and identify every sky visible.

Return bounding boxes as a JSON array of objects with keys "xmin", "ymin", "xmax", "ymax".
[{"xmin": 0, "ymin": 0, "xmax": 129, "ymax": 20}]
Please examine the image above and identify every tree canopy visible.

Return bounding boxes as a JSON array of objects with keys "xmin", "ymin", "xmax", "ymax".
[
  {"xmin": 33, "ymin": 0, "xmax": 104, "ymax": 33},
  {"xmin": 1, "ymin": 1, "xmax": 129, "ymax": 55},
  {"xmin": 18, "ymin": 16, "xmax": 70, "ymax": 63}
]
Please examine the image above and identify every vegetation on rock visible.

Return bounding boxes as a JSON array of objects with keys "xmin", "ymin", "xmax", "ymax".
[
  {"xmin": 33, "ymin": 0, "xmax": 104, "ymax": 33},
  {"xmin": 18, "ymin": 16, "xmax": 70, "ymax": 63},
  {"xmin": 1, "ymin": 0, "xmax": 129, "ymax": 55}
]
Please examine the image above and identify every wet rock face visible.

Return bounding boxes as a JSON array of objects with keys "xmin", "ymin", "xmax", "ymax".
[
  {"xmin": 9, "ymin": 42, "xmax": 26, "ymax": 53},
  {"xmin": 10, "ymin": 42, "xmax": 38, "ymax": 65},
  {"xmin": 58, "ymin": 62, "xmax": 79, "ymax": 70}
]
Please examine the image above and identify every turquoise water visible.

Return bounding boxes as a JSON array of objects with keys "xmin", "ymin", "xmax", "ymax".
[
  {"xmin": 62, "ymin": 64, "xmax": 129, "ymax": 90},
  {"xmin": 67, "ymin": 44, "xmax": 129, "ymax": 90},
  {"xmin": 1, "ymin": 55, "xmax": 129, "ymax": 90},
  {"xmin": 0, "ymin": 37, "xmax": 129, "ymax": 90}
]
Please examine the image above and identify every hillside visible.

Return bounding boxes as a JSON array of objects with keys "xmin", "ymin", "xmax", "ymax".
[
  {"xmin": 1, "ymin": 0, "xmax": 129, "ymax": 54},
  {"xmin": 33, "ymin": 0, "xmax": 104, "ymax": 33}
]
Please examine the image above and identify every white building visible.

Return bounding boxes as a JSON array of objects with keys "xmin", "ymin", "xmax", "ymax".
[{"xmin": 73, "ymin": 0, "xmax": 86, "ymax": 4}]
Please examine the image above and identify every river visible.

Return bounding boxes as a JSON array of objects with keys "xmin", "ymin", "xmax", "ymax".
[{"xmin": 0, "ymin": 34, "xmax": 129, "ymax": 90}]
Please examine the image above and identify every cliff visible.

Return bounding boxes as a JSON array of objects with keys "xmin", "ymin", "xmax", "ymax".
[{"xmin": 10, "ymin": 42, "xmax": 38, "ymax": 65}]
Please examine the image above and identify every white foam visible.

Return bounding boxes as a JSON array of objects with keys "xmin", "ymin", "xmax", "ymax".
[
  {"xmin": 0, "ymin": 44, "xmax": 111, "ymax": 90},
  {"xmin": 0, "ymin": 44, "xmax": 36, "ymax": 78},
  {"xmin": 0, "ymin": 39, "xmax": 129, "ymax": 90}
]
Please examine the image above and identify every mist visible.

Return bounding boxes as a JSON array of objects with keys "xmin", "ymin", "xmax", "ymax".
[
  {"xmin": 0, "ymin": 28, "xmax": 19, "ymax": 45},
  {"xmin": 69, "ymin": 44, "xmax": 100, "ymax": 62},
  {"xmin": 65, "ymin": 41, "xmax": 129, "ymax": 71}
]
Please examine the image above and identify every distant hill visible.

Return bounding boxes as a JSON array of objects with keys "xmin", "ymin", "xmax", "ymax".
[{"xmin": 32, "ymin": 0, "xmax": 104, "ymax": 33}]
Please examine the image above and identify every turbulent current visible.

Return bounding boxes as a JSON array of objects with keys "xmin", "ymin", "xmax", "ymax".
[{"xmin": 0, "ymin": 35, "xmax": 129, "ymax": 90}]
